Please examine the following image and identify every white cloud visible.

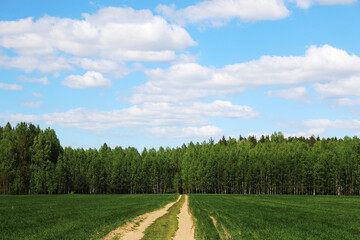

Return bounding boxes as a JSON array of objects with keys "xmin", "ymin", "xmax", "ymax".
[
  {"xmin": 0, "ymin": 54, "xmax": 73, "ymax": 73},
  {"xmin": 157, "ymin": 0, "xmax": 290, "ymax": 26},
  {"xmin": 21, "ymin": 101, "xmax": 43, "ymax": 108},
  {"xmin": 0, "ymin": 100, "xmax": 258, "ymax": 132},
  {"xmin": 278, "ymin": 118, "xmax": 360, "ymax": 137},
  {"xmin": 0, "ymin": 17, "xmax": 33, "ymax": 35},
  {"xmin": 335, "ymin": 98, "xmax": 360, "ymax": 107},
  {"xmin": 0, "ymin": 82, "xmax": 23, "ymax": 90},
  {"xmin": 172, "ymin": 53, "xmax": 199, "ymax": 64},
  {"xmin": 303, "ymin": 119, "xmax": 360, "ymax": 130},
  {"xmin": 0, "ymin": 7, "xmax": 196, "ymax": 68},
  {"xmin": 62, "ymin": 71, "xmax": 112, "ymax": 88},
  {"xmin": 192, "ymin": 101, "xmax": 259, "ymax": 118},
  {"xmin": 70, "ymin": 58, "xmax": 119, "ymax": 73},
  {"xmin": 295, "ymin": 0, "xmax": 356, "ymax": 9},
  {"xmin": 0, "ymin": 7, "xmax": 196, "ymax": 83},
  {"xmin": 314, "ymin": 76, "xmax": 360, "ymax": 98},
  {"xmin": 32, "ymin": 92, "xmax": 44, "ymax": 98},
  {"xmin": 18, "ymin": 76, "xmax": 49, "ymax": 85},
  {"xmin": 283, "ymin": 128, "xmax": 326, "ymax": 137},
  {"xmin": 157, "ymin": 0, "xmax": 357, "ymax": 27},
  {"xmin": 130, "ymin": 45, "xmax": 360, "ymax": 104},
  {"xmin": 147, "ymin": 126, "xmax": 224, "ymax": 139},
  {"xmin": 267, "ymin": 87, "xmax": 309, "ymax": 102},
  {"xmin": 0, "ymin": 113, "xmax": 38, "ymax": 123},
  {"xmin": 69, "ymin": 58, "xmax": 129, "ymax": 77}
]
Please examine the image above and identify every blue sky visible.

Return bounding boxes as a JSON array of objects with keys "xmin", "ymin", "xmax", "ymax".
[{"xmin": 0, "ymin": 0, "xmax": 360, "ymax": 150}]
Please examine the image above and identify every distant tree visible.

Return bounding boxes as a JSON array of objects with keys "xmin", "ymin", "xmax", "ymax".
[
  {"xmin": 0, "ymin": 123, "xmax": 17, "ymax": 194},
  {"xmin": 2, "ymin": 122, "xmax": 360, "ymax": 196},
  {"xmin": 13, "ymin": 122, "xmax": 40, "ymax": 194},
  {"xmin": 29, "ymin": 128, "xmax": 61, "ymax": 194}
]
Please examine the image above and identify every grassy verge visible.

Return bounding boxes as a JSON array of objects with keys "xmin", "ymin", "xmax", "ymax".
[
  {"xmin": 189, "ymin": 194, "xmax": 360, "ymax": 240},
  {"xmin": 0, "ymin": 194, "xmax": 178, "ymax": 240},
  {"xmin": 189, "ymin": 195, "xmax": 220, "ymax": 240},
  {"xmin": 141, "ymin": 195, "xmax": 185, "ymax": 240}
]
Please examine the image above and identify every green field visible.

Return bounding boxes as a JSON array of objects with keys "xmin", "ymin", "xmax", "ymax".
[
  {"xmin": 0, "ymin": 194, "xmax": 178, "ymax": 240},
  {"xmin": 2, "ymin": 194, "xmax": 359, "ymax": 240},
  {"xmin": 189, "ymin": 194, "xmax": 360, "ymax": 240}
]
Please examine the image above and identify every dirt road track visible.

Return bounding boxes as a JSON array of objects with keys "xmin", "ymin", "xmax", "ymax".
[
  {"xmin": 174, "ymin": 195, "xmax": 195, "ymax": 240},
  {"xmin": 102, "ymin": 195, "xmax": 181, "ymax": 240}
]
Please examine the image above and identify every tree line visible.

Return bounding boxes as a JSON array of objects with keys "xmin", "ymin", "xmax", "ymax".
[{"xmin": 0, "ymin": 122, "xmax": 359, "ymax": 195}]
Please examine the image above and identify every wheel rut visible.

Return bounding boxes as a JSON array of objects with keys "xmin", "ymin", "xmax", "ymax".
[
  {"xmin": 102, "ymin": 195, "xmax": 181, "ymax": 240},
  {"xmin": 173, "ymin": 195, "xmax": 195, "ymax": 240},
  {"xmin": 102, "ymin": 195, "xmax": 195, "ymax": 240}
]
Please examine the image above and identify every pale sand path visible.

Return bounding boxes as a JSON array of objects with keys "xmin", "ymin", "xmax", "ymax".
[
  {"xmin": 102, "ymin": 195, "xmax": 181, "ymax": 240},
  {"xmin": 173, "ymin": 195, "xmax": 195, "ymax": 240}
]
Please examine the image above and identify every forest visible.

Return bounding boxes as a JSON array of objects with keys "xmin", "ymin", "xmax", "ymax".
[{"xmin": 0, "ymin": 122, "xmax": 359, "ymax": 195}]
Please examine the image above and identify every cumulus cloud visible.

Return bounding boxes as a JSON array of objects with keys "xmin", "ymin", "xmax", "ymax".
[
  {"xmin": 303, "ymin": 119, "xmax": 360, "ymax": 136},
  {"xmin": 130, "ymin": 45, "xmax": 360, "ymax": 104},
  {"xmin": 0, "ymin": 100, "xmax": 258, "ymax": 132},
  {"xmin": 267, "ymin": 87, "xmax": 309, "ymax": 102},
  {"xmin": 157, "ymin": 0, "xmax": 357, "ymax": 27},
  {"xmin": 147, "ymin": 126, "xmax": 224, "ymax": 139},
  {"xmin": 0, "ymin": 54, "xmax": 73, "ymax": 73},
  {"xmin": 69, "ymin": 58, "xmax": 130, "ymax": 77},
  {"xmin": 278, "ymin": 118, "xmax": 360, "ymax": 137},
  {"xmin": 0, "ymin": 82, "xmax": 23, "ymax": 90},
  {"xmin": 62, "ymin": 71, "xmax": 112, "ymax": 88},
  {"xmin": 335, "ymin": 98, "xmax": 360, "ymax": 107},
  {"xmin": 157, "ymin": 0, "xmax": 290, "ymax": 26},
  {"xmin": 294, "ymin": 0, "xmax": 356, "ymax": 9},
  {"xmin": 0, "ymin": 6, "xmax": 196, "ymax": 82},
  {"xmin": 0, "ymin": 17, "xmax": 34, "ymax": 35},
  {"xmin": 192, "ymin": 101, "xmax": 259, "ymax": 118},
  {"xmin": 303, "ymin": 119, "xmax": 360, "ymax": 130},
  {"xmin": 0, "ymin": 7, "xmax": 196, "ymax": 67},
  {"xmin": 18, "ymin": 76, "xmax": 49, "ymax": 85},
  {"xmin": 314, "ymin": 76, "xmax": 360, "ymax": 98}
]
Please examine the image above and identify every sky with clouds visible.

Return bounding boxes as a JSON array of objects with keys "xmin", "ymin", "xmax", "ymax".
[{"xmin": 0, "ymin": 0, "xmax": 359, "ymax": 149}]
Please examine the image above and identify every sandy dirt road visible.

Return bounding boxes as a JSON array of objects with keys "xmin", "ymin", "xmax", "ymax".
[
  {"xmin": 173, "ymin": 195, "xmax": 195, "ymax": 240},
  {"xmin": 102, "ymin": 195, "xmax": 181, "ymax": 240}
]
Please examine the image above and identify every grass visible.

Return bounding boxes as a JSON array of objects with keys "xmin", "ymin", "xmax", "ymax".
[
  {"xmin": 0, "ymin": 194, "xmax": 178, "ymax": 240},
  {"xmin": 141, "ymin": 195, "xmax": 185, "ymax": 240},
  {"xmin": 189, "ymin": 194, "xmax": 360, "ymax": 240}
]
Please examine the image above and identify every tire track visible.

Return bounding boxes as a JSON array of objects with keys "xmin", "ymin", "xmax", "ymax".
[{"xmin": 102, "ymin": 195, "xmax": 181, "ymax": 240}]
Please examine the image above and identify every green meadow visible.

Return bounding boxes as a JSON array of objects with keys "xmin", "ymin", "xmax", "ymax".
[
  {"xmin": 0, "ymin": 194, "xmax": 178, "ymax": 240},
  {"xmin": 1, "ymin": 194, "xmax": 359, "ymax": 240},
  {"xmin": 189, "ymin": 194, "xmax": 360, "ymax": 240}
]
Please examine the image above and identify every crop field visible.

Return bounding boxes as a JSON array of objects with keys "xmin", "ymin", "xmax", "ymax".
[
  {"xmin": 1, "ymin": 194, "xmax": 359, "ymax": 240},
  {"xmin": 0, "ymin": 194, "xmax": 178, "ymax": 240},
  {"xmin": 189, "ymin": 194, "xmax": 360, "ymax": 240}
]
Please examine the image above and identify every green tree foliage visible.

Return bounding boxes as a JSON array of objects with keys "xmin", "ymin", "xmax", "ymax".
[
  {"xmin": 1, "ymin": 122, "xmax": 360, "ymax": 195},
  {"xmin": 13, "ymin": 122, "xmax": 40, "ymax": 194},
  {"xmin": 0, "ymin": 123, "xmax": 17, "ymax": 194},
  {"xmin": 29, "ymin": 128, "xmax": 61, "ymax": 194}
]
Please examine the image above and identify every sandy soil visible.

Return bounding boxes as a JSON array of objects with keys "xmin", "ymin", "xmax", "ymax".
[
  {"xmin": 102, "ymin": 195, "xmax": 181, "ymax": 240},
  {"xmin": 173, "ymin": 195, "xmax": 195, "ymax": 240}
]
